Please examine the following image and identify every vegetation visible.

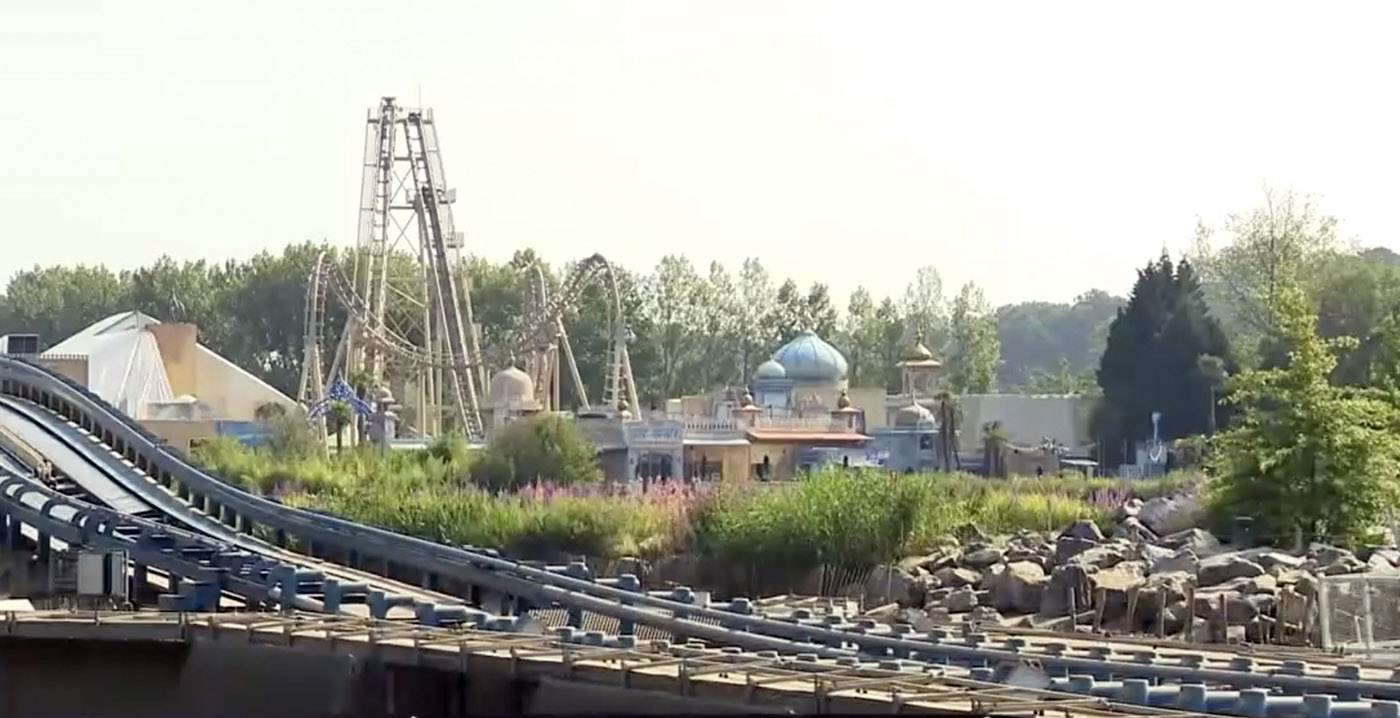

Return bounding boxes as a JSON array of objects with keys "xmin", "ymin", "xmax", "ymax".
[
  {"xmin": 1095, "ymin": 253, "xmax": 1234, "ymax": 465},
  {"xmin": 193, "ymin": 432, "xmax": 1199, "ymax": 568},
  {"xmin": 469, "ymin": 414, "xmax": 603, "ymax": 491},
  {"xmin": 1209, "ymin": 285, "xmax": 1400, "ymax": 547}
]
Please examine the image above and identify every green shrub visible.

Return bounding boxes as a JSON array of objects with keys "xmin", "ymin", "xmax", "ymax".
[{"xmin": 469, "ymin": 415, "xmax": 602, "ymax": 491}]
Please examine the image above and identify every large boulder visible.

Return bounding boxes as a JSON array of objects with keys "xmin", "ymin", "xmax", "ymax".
[
  {"xmin": 1090, "ymin": 560, "xmax": 1148, "ymax": 621},
  {"xmin": 1199, "ymin": 553, "xmax": 1266, "ymax": 587},
  {"xmin": 1113, "ymin": 517, "xmax": 1158, "ymax": 543},
  {"xmin": 962, "ymin": 545, "xmax": 1006, "ymax": 569},
  {"xmin": 1068, "ymin": 542, "xmax": 1134, "ymax": 570},
  {"xmin": 945, "ymin": 586, "xmax": 979, "ymax": 613},
  {"xmin": 1040, "ymin": 564, "xmax": 1093, "ymax": 617},
  {"xmin": 1138, "ymin": 494, "xmax": 1205, "ymax": 536},
  {"xmin": 987, "ymin": 561, "xmax": 1050, "ymax": 614},
  {"xmin": 863, "ymin": 565, "xmax": 924, "ymax": 606},
  {"xmin": 1158, "ymin": 528, "xmax": 1219, "ymax": 553},
  {"xmin": 934, "ymin": 566, "xmax": 982, "ymax": 589},
  {"xmin": 1054, "ymin": 536, "xmax": 1098, "ymax": 565},
  {"xmin": 1062, "ymin": 519, "xmax": 1105, "ymax": 543},
  {"xmin": 1152, "ymin": 549, "xmax": 1200, "ymax": 576},
  {"xmin": 1243, "ymin": 549, "xmax": 1306, "ymax": 572}
]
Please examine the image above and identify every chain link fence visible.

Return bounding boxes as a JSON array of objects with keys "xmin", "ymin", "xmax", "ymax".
[{"xmin": 1319, "ymin": 574, "xmax": 1400, "ymax": 653}]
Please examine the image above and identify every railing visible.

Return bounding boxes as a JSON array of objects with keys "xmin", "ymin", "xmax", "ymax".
[{"xmin": 752, "ymin": 415, "xmax": 850, "ymax": 433}]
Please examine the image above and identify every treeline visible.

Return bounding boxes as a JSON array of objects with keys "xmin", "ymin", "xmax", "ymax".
[{"xmin": 0, "ymin": 245, "xmax": 1121, "ymax": 403}]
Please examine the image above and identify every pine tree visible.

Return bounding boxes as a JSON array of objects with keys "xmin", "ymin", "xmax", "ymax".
[{"xmin": 1096, "ymin": 253, "xmax": 1234, "ymax": 464}]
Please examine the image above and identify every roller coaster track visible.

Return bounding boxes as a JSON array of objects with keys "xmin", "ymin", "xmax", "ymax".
[{"xmin": 9, "ymin": 356, "xmax": 1400, "ymax": 715}]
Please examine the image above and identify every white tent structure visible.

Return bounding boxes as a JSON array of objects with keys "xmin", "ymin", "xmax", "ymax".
[{"xmin": 43, "ymin": 311, "xmax": 294, "ymax": 421}]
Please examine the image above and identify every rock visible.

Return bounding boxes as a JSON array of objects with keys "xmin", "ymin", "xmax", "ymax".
[
  {"xmin": 1138, "ymin": 494, "xmax": 1205, "ymax": 536},
  {"xmin": 1371, "ymin": 548, "xmax": 1400, "ymax": 566},
  {"xmin": 987, "ymin": 561, "xmax": 1049, "ymax": 614},
  {"xmin": 925, "ymin": 606, "xmax": 953, "ymax": 624},
  {"xmin": 1322, "ymin": 556, "xmax": 1367, "ymax": 576},
  {"xmin": 1090, "ymin": 561, "xmax": 1148, "ymax": 621},
  {"xmin": 897, "ymin": 555, "xmax": 933, "ymax": 575},
  {"xmin": 1142, "ymin": 571, "xmax": 1194, "ymax": 607},
  {"xmin": 1367, "ymin": 553, "xmax": 1400, "ymax": 574},
  {"xmin": 1194, "ymin": 592, "xmax": 1260, "ymax": 623},
  {"xmin": 1113, "ymin": 517, "xmax": 1158, "ymax": 543},
  {"xmin": 864, "ymin": 565, "xmax": 924, "ymax": 606},
  {"xmin": 1213, "ymin": 573, "xmax": 1277, "ymax": 595},
  {"xmin": 1151, "ymin": 549, "xmax": 1200, "ymax": 576},
  {"xmin": 1062, "ymin": 519, "xmax": 1105, "ymax": 543},
  {"xmin": 1158, "ymin": 528, "xmax": 1219, "ymax": 553},
  {"xmin": 925, "ymin": 587, "xmax": 953, "ymax": 604},
  {"xmin": 1310, "ymin": 545, "xmax": 1353, "ymax": 566},
  {"xmin": 1069, "ymin": 541, "xmax": 1134, "ymax": 570},
  {"xmin": 1134, "ymin": 541, "xmax": 1173, "ymax": 566},
  {"xmin": 934, "ymin": 567, "xmax": 982, "ymax": 589},
  {"xmin": 962, "ymin": 546, "xmax": 1005, "ymax": 569},
  {"xmin": 1294, "ymin": 572, "xmax": 1320, "ymax": 599},
  {"xmin": 1040, "ymin": 564, "xmax": 1092, "ymax": 617},
  {"xmin": 1115, "ymin": 498, "xmax": 1144, "ymax": 522},
  {"xmin": 1244, "ymin": 549, "xmax": 1306, "ymax": 572},
  {"xmin": 967, "ymin": 605, "xmax": 1003, "ymax": 623},
  {"xmin": 1054, "ymin": 536, "xmax": 1098, "ymax": 565},
  {"xmin": 946, "ymin": 587, "xmax": 979, "ymax": 613},
  {"xmin": 1198, "ymin": 553, "xmax": 1265, "ymax": 587}
]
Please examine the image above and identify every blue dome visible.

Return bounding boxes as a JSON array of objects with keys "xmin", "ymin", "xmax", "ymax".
[
  {"xmin": 754, "ymin": 358, "xmax": 787, "ymax": 380},
  {"xmin": 772, "ymin": 330, "xmax": 848, "ymax": 382}
]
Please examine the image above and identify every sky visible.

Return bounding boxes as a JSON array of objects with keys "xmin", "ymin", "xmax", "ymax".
[{"xmin": 2, "ymin": 1, "xmax": 1398, "ymax": 308}]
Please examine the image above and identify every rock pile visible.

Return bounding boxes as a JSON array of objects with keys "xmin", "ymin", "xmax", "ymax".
[{"xmin": 869, "ymin": 496, "xmax": 1399, "ymax": 644}]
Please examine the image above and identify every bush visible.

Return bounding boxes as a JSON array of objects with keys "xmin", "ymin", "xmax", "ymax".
[{"xmin": 468, "ymin": 415, "xmax": 601, "ymax": 491}]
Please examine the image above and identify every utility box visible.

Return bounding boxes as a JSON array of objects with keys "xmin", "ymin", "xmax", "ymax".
[
  {"xmin": 0, "ymin": 334, "xmax": 39, "ymax": 355},
  {"xmin": 76, "ymin": 550, "xmax": 128, "ymax": 599}
]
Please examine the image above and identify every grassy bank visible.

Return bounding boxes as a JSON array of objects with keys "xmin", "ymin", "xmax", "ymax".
[{"xmin": 192, "ymin": 437, "xmax": 1200, "ymax": 570}]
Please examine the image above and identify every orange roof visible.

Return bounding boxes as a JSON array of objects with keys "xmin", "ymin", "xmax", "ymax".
[{"xmin": 746, "ymin": 430, "xmax": 870, "ymax": 443}]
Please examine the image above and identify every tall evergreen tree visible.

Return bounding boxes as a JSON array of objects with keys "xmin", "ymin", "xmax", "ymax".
[{"xmin": 1096, "ymin": 253, "xmax": 1234, "ymax": 465}]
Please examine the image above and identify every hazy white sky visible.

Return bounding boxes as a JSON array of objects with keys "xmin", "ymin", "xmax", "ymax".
[{"xmin": 2, "ymin": 1, "xmax": 1397, "ymax": 307}]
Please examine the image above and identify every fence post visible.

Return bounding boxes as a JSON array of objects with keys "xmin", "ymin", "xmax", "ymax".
[
  {"xmin": 1362, "ymin": 576, "xmax": 1375, "ymax": 650},
  {"xmin": 1318, "ymin": 578, "xmax": 1333, "ymax": 651}
]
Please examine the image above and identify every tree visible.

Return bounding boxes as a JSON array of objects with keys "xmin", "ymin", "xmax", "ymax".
[
  {"xmin": 469, "ymin": 414, "xmax": 602, "ymax": 492},
  {"xmin": 1210, "ymin": 285, "xmax": 1400, "ymax": 547},
  {"xmin": 901, "ymin": 265, "xmax": 946, "ymax": 349},
  {"xmin": 325, "ymin": 400, "xmax": 353, "ymax": 453},
  {"xmin": 934, "ymin": 391, "xmax": 960, "ymax": 471},
  {"xmin": 646, "ymin": 255, "xmax": 707, "ymax": 398},
  {"xmin": 1195, "ymin": 354, "xmax": 1228, "ymax": 435},
  {"xmin": 766, "ymin": 279, "xmax": 806, "ymax": 345},
  {"xmin": 841, "ymin": 287, "xmax": 881, "ymax": 387},
  {"xmin": 801, "ymin": 282, "xmax": 839, "ymax": 339},
  {"xmin": 1096, "ymin": 253, "xmax": 1234, "ymax": 465},
  {"xmin": 1019, "ymin": 358, "xmax": 1097, "ymax": 394},
  {"xmin": 997, "ymin": 290, "xmax": 1124, "ymax": 392},
  {"xmin": 944, "ymin": 281, "xmax": 1000, "ymax": 393},
  {"xmin": 736, "ymin": 258, "xmax": 777, "ymax": 379},
  {"xmin": 1190, "ymin": 187, "xmax": 1340, "ymax": 360}
]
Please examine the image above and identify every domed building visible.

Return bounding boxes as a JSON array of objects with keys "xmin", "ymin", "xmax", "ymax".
[
  {"xmin": 486, "ymin": 365, "xmax": 542, "ymax": 429},
  {"xmin": 750, "ymin": 330, "xmax": 850, "ymax": 412}
]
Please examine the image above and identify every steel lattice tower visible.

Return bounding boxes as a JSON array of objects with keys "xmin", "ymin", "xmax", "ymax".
[{"xmin": 346, "ymin": 97, "xmax": 486, "ymax": 439}]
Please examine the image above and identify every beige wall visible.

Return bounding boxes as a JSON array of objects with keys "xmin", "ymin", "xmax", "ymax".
[
  {"xmin": 140, "ymin": 419, "xmax": 220, "ymax": 454},
  {"xmin": 192, "ymin": 348, "xmax": 295, "ymax": 421},
  {"xmin": 34, "ymin": 355, "xmax": 89, "ymax": 387},
  {"xmin": 684, "ymin": 444, "xmax": 749, "ymax": 481},
  {"xmin": 148, "ymin": 323, "xmax": 198, "ymax": 397},
  {"xmin": 847, "ymin": 387, "xmax": 886, "ymax": 429}
]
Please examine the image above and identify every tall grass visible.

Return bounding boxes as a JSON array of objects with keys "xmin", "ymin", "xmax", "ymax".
[{"xmin": 191, "ymin": 437, "xmax": 1201, "ymax": 573}]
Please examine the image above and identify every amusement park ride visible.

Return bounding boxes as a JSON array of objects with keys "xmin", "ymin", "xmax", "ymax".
[{"xmin": 297, "ymin": 97, "xmax": 639, "ymax": 444}]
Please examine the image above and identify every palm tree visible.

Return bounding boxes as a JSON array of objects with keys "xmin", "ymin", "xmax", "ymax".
[
  {"xmin": 934, "ymin": 391, "xmax": 961, "ymax": 471},
  {"xmin": 326, "ymin": 400, "xmax": 353, "ymax": 453},
  {"xmin": 981, "ymin": 420, "xmax": 1008, "ymax": 479}
]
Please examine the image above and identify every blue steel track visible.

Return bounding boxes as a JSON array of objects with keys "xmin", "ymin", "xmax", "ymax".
[{"xmin": 4, "ymin": 354, "xmax": 1400, "ymax": 717}]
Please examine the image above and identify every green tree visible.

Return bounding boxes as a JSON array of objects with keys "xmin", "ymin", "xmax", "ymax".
[
  {"xmin": 1190, "ymin": 187, "xmax": 1340, "ymax": 361},
  {"xmin": 840, "ymin": 286, "xmax": 881, "ymax": 387},
  {"xmin": 801, "ymin": 282, "xmax": 840, "ymax": 339},
  {"xmin": 646, "ymin": 255, "xmax": 707, "ymax": 398},
  {"xmin": 1210, "ymin": 285, "xmax": 1400, "ymax": 547},
  {"xmin": 326, "ymin": 400, "xmax": 353, "ymax": 453},
  {"xmin": 1096, "ymin": 253, "xmax": 1234, "ymax": 465},
  {"xmin": 944, "ymin": 281, "xmax": 1000, "ymax": 393},
  {"xmin": 1019, "ymin": 358, "xmax": 1097, "ymax": 394},
  {"xmin": 736, "ymin": 258, "xmax": 777, "ymax": 379},
  {"xmin": 996, "ymin": 290, "xmax": 1124, "ymax": 392},
  {"xmin": 901, "ymin": 265, "xmax": 946, "ymax": 350},
  {"xmin": 766, "ymin": 279, "xmax": 806, "ymax": 344},
  {"xmin": 469, "ymin": 414, "xmax": 602, "ymax": 491}
]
